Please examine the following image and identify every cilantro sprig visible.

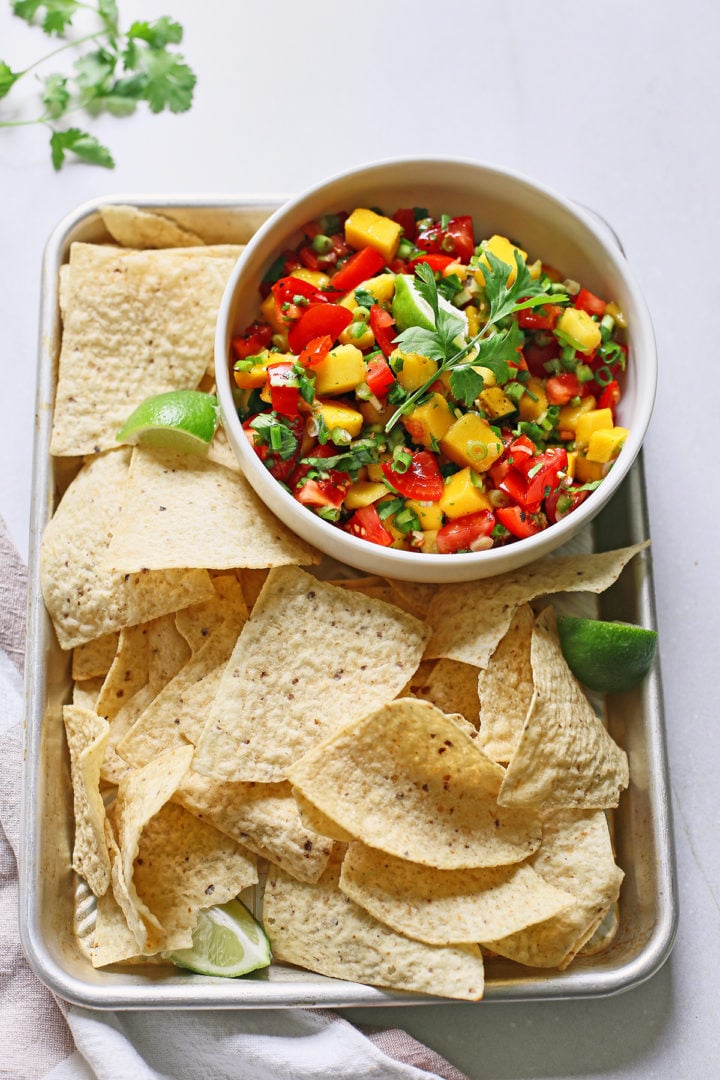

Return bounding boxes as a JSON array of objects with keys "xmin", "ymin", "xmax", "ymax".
[
  {"xmin": 386, "ymin": 255, "xmax": 567, "ymax": 429},
  {"xmin": 1, "ymin": 1, "xmax": 196, "ymax": 169}
]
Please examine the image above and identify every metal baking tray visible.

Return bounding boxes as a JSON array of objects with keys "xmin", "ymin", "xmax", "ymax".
[{"xmin": 19, "ymin": 196, "xmax": 677, "ymax": 1009}]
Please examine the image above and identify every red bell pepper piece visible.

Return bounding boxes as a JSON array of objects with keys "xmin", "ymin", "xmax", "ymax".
[
  {"xmin": 417, "ymin": 215, "xmax": 475, "ymax": 263},
  {"xmin": 365, "ymin": 352, "xmax": 396, "ymax": 398},
  {"xmin": 381, "ymin": 451, "xmax": 444, "ymax": 502},
  {"xmin": 575, "ymin": 288, "xmax": 607, "ymax": 317},
  {"xmin": 409, "ymin": 253, "xmax": 456, "ymax": 273},
  {"xmin": 545, "ymin": 373, "xmax": 582, "ymax": 405},
  {"xmin": 298, "ymin": 335, "xmax": 333, "ymax": 368},
  {"xmin": 369, "ymin": 305, "xmax": 397, "ymax": 359},
  {"xmin": 295, "ymin": 475, "xmax": 350, "ymax": 509},
  {"xmin": 436, "ymin": 510, "xmax": 496, "ymax": 554},
  {"xmin": 523, "ymin": 447, "xmax": 568, "ymax": 505},
  {"xmin": 330, "ymin": 247, "xmax": 386, "ymax": 293},
  {"xmin": 288, "ymin": 304, "xmax": 353, "ymax": 353},
  {"xmin": 271, "ymin": 275, "xmax": 327, "ymax": 323},
  {"xmin": 392, "ymin": 208, "xmax": 418, "ymax": 242},
  {"xmin": 496, "ymin": 505, "xmax": 544, "ymax": 539},
  {"xmin": 498, "ymin": 467, "xmax": 542, "ymax": 514},
  {"xmin": 523, "ymin": 340, "xmax": 560, "ymax": 377},
  {"xmin": 598, "ymin": 379, "xmax": 621, "ymax": 414},
  {"xmin": 345, "ymin": 504, "xmax": 394, "ymax": 546},
  {"xmin": 266, "ymin": 363, "xmax": 301, "ymax": 417},
  {"xmin": 516, "ymin": 304, "xmax": 563, "ymax": 331},
  {"xmin": 231, "ymin": 322, "xmax": 273, "ymax": 361}
]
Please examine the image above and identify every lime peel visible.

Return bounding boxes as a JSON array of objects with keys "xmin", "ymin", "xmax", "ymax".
[
  {"xmin": 116, "ymin": 390, "xmax": 219, "ymax": 455},
  {"xmin": 163, "ymin": 898, "xmax": 271, "ymax": 978},
  {"xmin": 557, "ymin": 616, "xmax": 658, "ymax": 694}
]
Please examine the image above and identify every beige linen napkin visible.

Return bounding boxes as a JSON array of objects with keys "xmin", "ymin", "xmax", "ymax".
[{"xmin": 0, "ymin": 515, "xmax": 469, "ymax": 1080}]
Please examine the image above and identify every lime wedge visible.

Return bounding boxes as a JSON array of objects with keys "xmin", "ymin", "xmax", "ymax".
[
  {"xmin": 392, "ymin": 274, "xmax": 468, "ymax": 336},
  {"xmin": 116, "ymin": 390, "xmax": 219, "ymax": 455},
  {"xmin": 556, "ymin": 616, "xmax": 658, "ymax": 694},
  {"xmin": 164, "ymin": 898, "xmax": 271, "ymax": 978}
]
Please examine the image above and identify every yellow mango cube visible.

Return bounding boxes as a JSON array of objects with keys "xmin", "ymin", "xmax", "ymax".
[
  {"xmin": 313, "ymin": 344, "xmax": 366, "ymax": 395},
  {"xmin": 475, "ymin": 235, "xmax": 527, "ymax": 286},
  {"xmin": 313, "ymin": 399, "xmax": 364, "ymax": 438},
  {"xmin": 556, "ymin": 307, "xmax": 602, "ymax": 354},
  {"xmin": 339, "ymin": 322, "xmax": 375, "ymax": 349},
  {"xmin": 359, "ymin": 399, "xmax": 395, "ymax": 427},
  {"xmin": 439, "ymin": 413, "xmax": 504, "ymax": 472},
  {"xmin": 574, "ymin": 454, "xmax": 609, "ymax": 483},
  {"xmin": 287, "ymin": 267, "xmax": 331, "ymax": 289},
  {"xmin": 259, "ymin": 292, "xmax": 286, "ymax": 333},
  {"xmin": 605, "ymin": 301, "xmax": 627, "ymax": 329},
  {"xmin": 344, "ymin": 481, "xmax": 388, "ymax": 510},
  {"xmin": 233, "ymin": 350, "xmax": 273, "ymax": 389},
  {"xmin": 518, "ymin": 376, "xmax": 549, "ymax": 422},
  {"xmin": 394, "ymin": 350, "xmax": 439, "ymax": 391},
  {"xmin": 366, "ymin": 461, "xmax": 387, "ymax": 482},
  {"xmin": 418, "ymin": 529, "xmax": 439, "ymax": 554},
  {"xmin": 586, "ymin": 426, "xmax": 629, "ymax": 463},
  {"xmin": 479, "ymin": 386, "xmax": 516, "ymax": 420},
  {"xmin": 344, "ymin": 208, "xmax": 402, "ymax": 262},
  {"xmin": 406, "ymin": 499, "xmax": 444, "ymax": 530},
  {"xmin": 557, "ymin": 395, "xmax": 597, "ymax": 434},
  {"xmin": 402, "ymin": 393, "xmax": 456, "ymax": 447},
  {"xmin": 438, "ymin": 468, "xmax": 493, "ymax": 519},
  {"xmin": 575, "ymin": 407, "xmax": 614, "ymax": 447}
]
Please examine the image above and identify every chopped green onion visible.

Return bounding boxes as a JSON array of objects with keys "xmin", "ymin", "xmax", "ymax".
[
  {"xmin": 575, "ymin": 363, "xmax": 594, "ymax": 383},
  {"xmin": 466, "ymin": 440, "xmax": 488, "ymax": 463},
  {"xmin": 378, "ymin": 497, "xmax": 404, "ymax": 519},
  {"xmin": 312, "ymin": 234, "xmax": 333, "ymax": 254},
  {"xmin": 316, "ymin": 505, "xmax": 341, "ymax": 522},
  {"xmin": 330, "ymin": 427, "xmax": 352, "ymax": 446},
  {"xmin": 594, "ymin": 364, "xmax": 614, "ymax": 387},
  {"xmin": 440, "ymin": 214, "xmax": 450, "ymax": 230},
  {"xmin": 352, "ymin": 305, "xmax": 370, "ymax": 322},
  {"xmin": 397, "ymin": 238, "xmax": 415, "ymax": 259}
]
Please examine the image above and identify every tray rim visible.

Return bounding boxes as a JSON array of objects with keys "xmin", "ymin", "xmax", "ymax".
[{"xmin": 19, "ymin": 193, "xmax": 678, "ymax": 1009}]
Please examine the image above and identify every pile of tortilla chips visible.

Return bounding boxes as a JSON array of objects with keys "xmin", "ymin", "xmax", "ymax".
[{"xmin": 40, "ymin": 205, "xmax": 646, "ymax": 1002}]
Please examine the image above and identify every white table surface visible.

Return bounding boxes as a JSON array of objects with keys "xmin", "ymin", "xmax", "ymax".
[{"xmin": 2, "ymin": 1, "xmax": 719, "ymax": 1077}]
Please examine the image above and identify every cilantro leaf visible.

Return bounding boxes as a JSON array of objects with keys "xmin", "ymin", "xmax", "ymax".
[
  {"xmin": 0, "ymin": 62, "xmax": 20, "ymax": 99},
  {"xmin": 413, "ymin": 261, "xmax": 439, "ymax": 320},
  {"xmin": 249, "ymin": 414, "xmax": 298, "ymax": 459},
  {"xmin": 448, "ymin": 366, "xmax": 486, "ymax": 409},
  {"xmin": 49, "ymin": 128, "xmax": 114, "ymax": 170},
  {"xmin": 13, "ymin": 0, "xmax": 80, "ymax": 36},
  {"xmin": 481, "ymin": 249, "xmax": 551, "ymax": 323},
  {"xmin": 127, "ymin": 17, "xmax": 184, "ymax": 49},
  {"xmin": 121, "ymin": 36, "xmax": 195, "ymax": 113},
  {"xmin": 42, "ymin": 73, "xmax": 69, "ymax": 118},
  {"xmin": 302, "ymin": 441, "xmax": 379, "ymax": 479},
  {"xmin": 473, "ymin": 319, "xmax": 524, "ymax": 384},
  {"xmin": 393, "ymin": 326, "xmax": 448, "ymax": 363},
  {"xmin": 74, "ymin": 48, "xmax": 116, "ymax": 95}
]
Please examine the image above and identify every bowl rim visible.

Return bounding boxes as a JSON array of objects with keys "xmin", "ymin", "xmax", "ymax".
[{"xmin": 214, "ymin": 156, "xmax": 657, "ymax": 576}]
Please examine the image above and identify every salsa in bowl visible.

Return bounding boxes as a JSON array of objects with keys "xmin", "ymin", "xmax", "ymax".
[{"xmin": 215, "ymin": 160, "xmax": 656, "ymax": 582}]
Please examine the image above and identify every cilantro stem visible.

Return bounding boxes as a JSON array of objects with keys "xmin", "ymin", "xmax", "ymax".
[{"xmin": 13, "ymin": 30, "xmax": 107, "ymax": 81}]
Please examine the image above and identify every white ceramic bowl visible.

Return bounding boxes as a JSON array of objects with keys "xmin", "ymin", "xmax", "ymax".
[{"xmin": 215, "ymin": 158, "xmax": 656, "ymax": 582}]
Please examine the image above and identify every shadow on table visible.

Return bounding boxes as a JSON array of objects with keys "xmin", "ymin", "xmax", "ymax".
[{"xmin": 341, "ymin": 956, "xmax": 673, "ymax": 1080}]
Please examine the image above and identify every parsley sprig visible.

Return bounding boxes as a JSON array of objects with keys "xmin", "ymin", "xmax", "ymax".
[
  {"xmin": 385, "ymin": 255, "xmax": 567, "ymax": 430},
  {"xmin": 0, "ymin": 1, "xmax": 196, "ymax": 169}
]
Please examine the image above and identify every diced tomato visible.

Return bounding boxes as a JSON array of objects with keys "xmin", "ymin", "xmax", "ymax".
[
  {"xmin": 295, "ymin": 475, "xmax": 350, "ymax": 509},
  {"xmin": 330, "ymin": 247, "xmax": 386, "ymax": 293},
  {"xmin": 436, "ymin": 510, "xmax": 496, "ymax": 554},
  {"xmin": 298, "ymin": 335, "xmax": 333, "ymax": 368},
  {"xmin": 498, "ymin": 467, "xmax": 541, "ymax": 514},
  {"xmin": 271, "ymin": 275, "xmax": 326, "ymax": 323},
  {"xmin": 523, "ymin": 447, "xmax": 568, "ymax": 505},
  {"xmin": 496, "ymin": 506, "xmax": 544, "ymax": 539},
  {"xmin": 575, "ymin": 288, "xmax": 607, "ymax": 317},
  {"xmin": 266, "ymin": 363, "xmax": 300, "ymax": 417},
  {"xmin": 392, "ymin": 208, "xmax": 418, "ymax": 242},
  {"xmin": 598, "ymin": 379, "xmax": 621, "ymax": 414},
  {"xmin": 231, "ymin": 322, "xmax": 273, "ymax": 361},
  {"xmin": 545, "ymin": 485, "xmax": 591, "ymax": 523},
  {"xmin": 523, "ymin": 340, "xmax": 560, "ymax": 377},
  {"xmin": 409, "ymin": 253, "xmax": 456, "ymax": 273},
  {"xmin": 365, "ymin": 352, "xmax": 395, "ymax": 398},
  {"xmin": 507, "ymin": 435, "xmax": 536, "ymax": 469},
  {"xmin": 242, "ymin": 414, "xmax": 304, "ymax": 483},
  {"xmin": 545, "ymin": 373, "xmax": 582, "ymax": 405},
  {"xmin": 298, "ymin": 245, "xmax": 322, "ymax": 271},
  {"xmin": 417, "ymin": 215, "xmax": 475, "ymax": 263},
  {"xmin": 369, "ymin": 305, "xmax": 398, "ymax": 359},
  {"xmin": 288, "ymin": 304, "xmax": 353, "ymax": 353},
  {"xmin": 345, "ymin": 504, "xmax": 394, "ymax": 546},
  {"xmin": 516, "ymin": 304, "xmax": 563, "ymax": 331},
  {"xmin": 381, "ymin": 451, "xmax": 444, "ymax": 502}
]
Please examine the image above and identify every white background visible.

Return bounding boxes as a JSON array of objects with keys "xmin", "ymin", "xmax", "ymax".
[{"xmin": 1, "ymin": 1, "xmax": 719, "ymax": 1076}]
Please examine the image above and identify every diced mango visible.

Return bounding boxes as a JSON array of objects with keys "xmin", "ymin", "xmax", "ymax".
[
  {"xmin": 557, "ymin": 395, "xmax": 597, "ymax": 434},
  {"xmin": 359, "ymin": 273, "xmax": 396, "ymax": 303},
  {"xmin": 345, "ymin": 208, "xmax": 402, "ymax": 262},
  {"xmin": 394, "ymin": 350, "xmax": 439, "ymax": 392},
  {"xmin": 439, "ymin": 413, "xmax": 504, "ymax": 472},
  {"xmin": 474, "ymin": 235, "xmax": 527, "ymax": 286},
  {"xmin": 344, "ymin": 481, "xmax": 388, "ymax": 510},
  {"xmin": 605, "ymin": 301, "xmax": 627, "ymax": 329},
  {"xmin": 406, "ymin": 499, "xmax": 444, "ymax": 530},
  {"xmin": 566, "ymin": 451, "xmax": 577, "ymax": 480},
  {"xmin": 359, "ymin": 399, "xmax": 395, "ymax": 427},
  {"xmin": 586, "ymin": 426, "xmax": 629, "ymax": 463},
  {"xmin": 556, "ymin": 307, "xmax": 602, "ymax": 354},
  {"xmin": 233, "ymin": 350, "xmax": 274, "ymax": 389},
  {"xmin": 472, "ymin": 365, "xmax": 496, "ymax": 388},
  {"xmin": 402, "ymin": 393, "xmax": 456, "ymax": 447},
  {"xmin": 313, "ymin": 344, "xmax": 366, "ymax": 395},
  {"xmin": 259, "ymin": 292, "xmax": 285, "ymax": 333},
  {"xmin": 574, "ymin": 455, "xmax": 608, "ymax": 483},
  {"xmin": 288, "ymin": 267, "xmax": 331, "ymax": 289},
  {"xmin": 479, "ymin": 386, "xmax": 516, "ymax": 420},
  {"xmin": 438, "ymin": 468, "xmax": 493, "ymax": 519},
  {"xmin": 313, "ymin": 399, "xmax": 364, "ymax": 438},
  {"xmin": 367, "ymin": 461, "xmax": 388, "ymax": 482},
  {"xmin": 339, "ymin": 322, "xmax": 375, "ymax": 349},
  {"xmin": 518, "ymin": 376, "xmax": 548, "ymax": 422},
  {"xmin": 575, "ymin": 407, "xmax": 615, "ymax": 447},
  {"xmin": 465, "ymin": 305, "xmax": 481, "ymax": 337},
  {"xmin": 418, "ymin": 529, "xmax": 439, "ymax": 554}
]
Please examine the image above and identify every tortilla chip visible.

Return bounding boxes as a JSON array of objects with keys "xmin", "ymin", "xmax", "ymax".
[
  {"xmin": 410, "ymin": 658, "xmax": 480, "ymax": 726},
  {"xmin": 477, "ymin": 604, "xmax": 535, "ymax": 763},
  {"xmin": 100, "ymin": 204, "xmax": 206, "ymax": 248},
  {"xmin": 64, "ymin": 706, "xmax": 111, "ymax": 897},
  {"xmin": 83, "ymin": 881, "xmax": 145, "ymax": 968},
  {"xmin": 193, "ymin": 568, "xmax": 431, "ymax": 783},
  {"xmin": 175, "ymin": 574, "xmax": 248, "ymax": 653},
  {"xmin": 263, "ymin": 855, "xmax": 485, "ymax": 1001},
  {"xmin": 286, "ymin": 698, "xmax": 541, "ymax": 869},
  {"xmin": 339, "ymin": 841, "xmax": 575, "ymax": 945},
  {"xmin": 329, "ymin": 576, "xmax": 399, "ymax": 605},
  {"xmin": 101, "ymin": 685, "xmax": 156, "ymax": 785},
  {"xmin": 206, "ymin": 424, "xmax": 242, "ymax": 472},
  {"xmin": 72, "ymin": 676, "xmax": 105, "ymax": 711},
  {"xmin": 116, "ymin": 616, "xmax": 243, "ymax": 768},
  {"xmin": 51, "ymin": 243, "xmax": 237, "ymax": 455},
  {"xmin": 425, "ymin": 543, "xmax": 649, "ymax": 668},
  {"xmin": 72, "ymin": 632, "xmax": 119, "ymax": 680},
  {"xmin": 484, "ymin": 809, "xmax": 624, "ymax": 968},
  {"xmin": 95, "ymin": 623, "xmax": 150, "ymax": 721},
  {"xmin": 104, "ymin": 447, "xmax": 319, "ymax": 572},
  {"xmin": 388, "ymin": 580, "xmax": 437, "ymax": 620},
  {"xmin": 147, "ymin": 613, "xmax": 192, "ymax": 690},
  {"xmin": 132, "ymin": 801, "xmax": 258, "ymax": 951},
  {"xmin": 40, "ymin": 450, "xmax": 215, "ymax": 649},
  {"xmin": 173, "ymin": 773, "xmax": 333, "ymax": 883},
  {"xmin": 292, "ymin": 789, "xmax": 355, "ymax": 844},
  {"xmin": 236, "ymin": 568, "xmax": 269, "ymax": 611},
  {"xmin": 498, "ymin": 608, "xmax": 629, "ymax": 809}
]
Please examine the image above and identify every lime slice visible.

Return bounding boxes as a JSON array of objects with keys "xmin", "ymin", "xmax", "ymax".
[
  {"xmin": 164, "ymin": 898, "xmax": 271, "ymax": 978},
  {"xmin": 392, "ymin": 274, "xmax": 468, "ymax": 336},
  {"xmin": 556, "ymin": 616, "xmax": 658, "ymax": 694},
  {"xmin": 116, "ymin": 390, "xmax": 219, "ymax": 454}
]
